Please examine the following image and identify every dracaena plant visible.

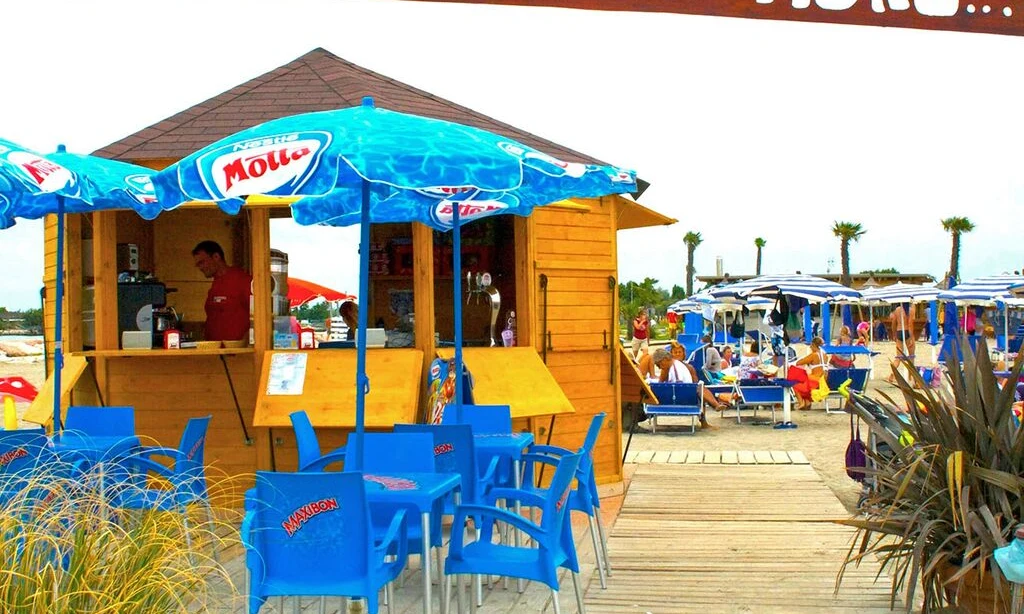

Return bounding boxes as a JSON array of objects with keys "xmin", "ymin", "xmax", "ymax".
[
  {"xmin": 836, "ymin": 337, "xmax": 1024, "ymax": 613},
  {"xmin": 0, "ymin": 456, "xmax": 245, "ymax": 613}
]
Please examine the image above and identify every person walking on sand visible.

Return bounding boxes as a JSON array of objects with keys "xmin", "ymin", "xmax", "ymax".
[
  {"xmin": 631, "ymin": 309, "xmax": 649, "ymax": 361},
  {"xmin": 888, "ymin": 302, "xmax": 915, "ymax": 383}
]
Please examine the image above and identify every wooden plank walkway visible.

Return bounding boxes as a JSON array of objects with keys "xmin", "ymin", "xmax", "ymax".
[
  {"xmin": 584, "ymin": 463, "xmax": 897, "ymax": 613},
  {"xmin": 625, "ymin": 449, "xmax": 811, "ymax": 465}
]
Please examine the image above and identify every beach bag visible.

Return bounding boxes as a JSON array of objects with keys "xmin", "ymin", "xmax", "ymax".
[
  {"xmin": 729, "ymin": 314, "xmax": 745, "ymax": 339},
  {"xmin": 769, "ymin": 292, "xmax": 788, "ymax": 326},
  {"xmin": 845, "ymin": 413, "xmax": 868, "ymax": 482}
]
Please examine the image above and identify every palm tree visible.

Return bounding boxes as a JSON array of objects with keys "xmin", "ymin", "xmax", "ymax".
[
  {"xmin": 683, "ymin": 231, "xmax": 703, "ymax": 296},
  {"xmin": 941, "ymin": 216, "xmax": 975, "ymax": 283},
  {"xmin": 754, "ymin": 237, "xmax": 766, "ymax": 275},
  {"xmin": 832, "ymin": 222, "xmax": 866, "ymax": 288}
]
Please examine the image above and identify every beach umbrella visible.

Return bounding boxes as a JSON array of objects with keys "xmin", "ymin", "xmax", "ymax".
[
  {"xmin": 939, "ymin": 275, "xmax": 1024, "ymax": 352},
  {"xmin": 0, "ymin": 139, "xmax": 160, "ymax": 430},
  {"xmin": 859, "ymin": 282, "xmax": 939, "ymax": 305},
  {"xmin": 152, "ymin": 98, "xmax": 636, "ymax": 469},
  {"xmin": 286, "ymin": 277, "xmax": 355, "ymax": 309},
  {"xmin": 708, "ymin": 273, "xmax": 861, "ymax": 304}
]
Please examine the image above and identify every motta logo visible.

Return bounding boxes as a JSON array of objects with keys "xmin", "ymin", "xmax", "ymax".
[
  {"xmin": 430, "ymin": 199, "xmax": 509, "ymax": 229},
  {"xmin": 0, "ymin": 447, "xmax": 28, "ymax": 468},
  {"xmin": 2, "ymin": 150, "xmax": 75, "ymax": 193},
  {"xmin": 281, "ymin": 497, "xmax": 340, "ymax": 537},
  {"xmin": 196, "ymin": 132, "xmax": 331, "ymax": 199}
]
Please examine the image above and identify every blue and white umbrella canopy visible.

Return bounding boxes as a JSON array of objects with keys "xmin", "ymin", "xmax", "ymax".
[
  {"xmin": 153, "ymin": 97, "xmax": 635, "ymax": 229},
  {"xmin": 708, "ymin": 273, "xmax": 860, "ymax": 303},
  {"xmin": 0, "ymin": 138, "xmax": 160, "ymax": 429},
  {"xmin": 858, "ymin": 283, "xmax": 939, "ymax": 305},
  {"xmin": 668, "ymin": 293, "xmax": 772, "ymax": 314},
  {"xmin": 152, "ymin": 98, "xmax": 637, "ymax": 470},
  {"xmin": 0, "ymin": 139, "xmax": 159, "ymax": 229},
  {"xmin": 938, "ymin": 275, "xmax": 1024, "ymax": 306}
]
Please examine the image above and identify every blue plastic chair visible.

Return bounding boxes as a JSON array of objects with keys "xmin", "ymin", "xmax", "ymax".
[
  {"xmin": 63, "ymin": 405, "xmax": 135, "ymax": 437},
  {"xmin": 363, "ymin": 432, "xmax": 443, "ymax": 586},
  {"xmin": 242, "ymin": 471, "xmax": 407, "ymax": 614},
  {"xmin": 443, "ymin": 452, "xmax": 585, "ymax": 614},
  {"xmin": 0, "ymin": 427, "xmax": 48, "ymax": 504},
  {"xmin": 524, "ymin": 413, "xmax": 610, "ymax": 589},
  {"xmin": 114, "ymin": 415, "xmax": 212, "ymax": 513},
  {"xmin": 391, "ymin": 423, "xmax": 499, "ymax": 512},
  {"xmin": 456, "ymin": 404, "xmax": 516, "ymax": 487},
  {"xmin": 289, "ymin": 410, "xmax": 346, "ymax": 471}
]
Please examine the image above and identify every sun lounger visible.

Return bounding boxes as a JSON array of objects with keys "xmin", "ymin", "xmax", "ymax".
[
  {"xmin": 641, "ymin": 382, "xmax": 705, "ymax": 434},
  {"xmin": 732, "ymin": 379, "xmax": 786, "ymax": 424},
  {"xmin": 822, "ymin": 367, "xmax": 870, "ymax": 414}
]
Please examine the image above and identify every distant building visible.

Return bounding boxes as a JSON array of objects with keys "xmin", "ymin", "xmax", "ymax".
[{"xmin": 696, "ymin": 272, "xmax": 934, "ymax": 291}]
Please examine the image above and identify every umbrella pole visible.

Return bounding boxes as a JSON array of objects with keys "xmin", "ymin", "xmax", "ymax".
[
  {"xmin": 453, "ymin": 204, "xmax": 464, "ymax": 416},
  {"xmin": 351, "ymin": 182, "xmax": 372, "ymax": 471},
  {"xmin": 52, "ymin": 197, "xmax": 65, "ymax": 431}
]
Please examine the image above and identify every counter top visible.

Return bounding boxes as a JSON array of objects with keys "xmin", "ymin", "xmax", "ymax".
[{"xmin": 70, "ymin": 348, "xmax": 256, "ymax": 358}]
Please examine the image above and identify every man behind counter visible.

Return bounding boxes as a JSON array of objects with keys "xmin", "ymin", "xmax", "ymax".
[{"xmin": 192, "ymin": 240, "xmax": 251, "ymax": 342}]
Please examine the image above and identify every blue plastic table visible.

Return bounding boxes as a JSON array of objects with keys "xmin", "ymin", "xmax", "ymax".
[{"xmin": 365, "ymin": 472, "xmax": 460, "ymax": 614}]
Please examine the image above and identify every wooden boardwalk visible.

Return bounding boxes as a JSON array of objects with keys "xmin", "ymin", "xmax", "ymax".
[{"xmin": 584, "ymin": 463, "xmax": 897, "ymax": 613}]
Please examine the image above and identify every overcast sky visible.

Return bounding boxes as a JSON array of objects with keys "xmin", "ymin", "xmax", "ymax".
[{"xmin": 1, "ymin": 0, "xmax": 1022, "ymax": 310}]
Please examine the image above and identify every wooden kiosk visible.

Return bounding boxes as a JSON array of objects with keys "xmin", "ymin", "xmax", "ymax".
[{"xmin": 30, "ymin": 49, "xmax": 675, "ymax": 503}]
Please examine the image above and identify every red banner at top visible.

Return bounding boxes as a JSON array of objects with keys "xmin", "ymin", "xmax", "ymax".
[{"xmin": 408, "ymin": 0, "xmax": 1024, "ymax": 37}]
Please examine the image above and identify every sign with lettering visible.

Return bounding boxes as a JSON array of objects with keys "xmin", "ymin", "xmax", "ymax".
[{"xmin": 407, "ymin": 0, "xmax": 1024, "ymax": 37}]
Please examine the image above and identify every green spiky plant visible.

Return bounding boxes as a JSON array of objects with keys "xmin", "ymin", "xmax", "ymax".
[
  {"xmin": 837, "ymin": 338, "xmax": 1024, "ymax": 613},
  {"xmin": 0, "ymin": 454, "xmax": 245, "ymax": 613}
]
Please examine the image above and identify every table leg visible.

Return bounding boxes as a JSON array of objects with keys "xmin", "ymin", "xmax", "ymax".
[
  {"xmin": 422, "ymin": 512, "xmax": 432, "ymax": 614},
  {"xmin": 775, "ymin": 388, "xmax": 797, "ymax": 430}
]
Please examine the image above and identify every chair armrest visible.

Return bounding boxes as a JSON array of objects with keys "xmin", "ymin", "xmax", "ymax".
[
  {"xmin": 485, "ymin": 487, "xmax": 547, "ymax": 509},
  {"xmin": 240, "ymin": 510, "xmax": 256, "ymax": 550},
  {"xmin": 477, "ymin": 455, "xmax": 500, "ymax": 492},
  {"xmin": 373, "ymin": 508, "xmax": 408, "ymax": 560},
  {"xmin": 528, "ymin": 444, "xmax": 574, "ymax": 458},
  {"xmin": 299, "ymin": 449, "xmax": 347, "ymax": 472},
  {"xmin": 450, "ymin": 503, "xmax": 548, "ymax": 557},
  {"xmin": 126, "ymin": 456, "xmax": 176, "ymax": 480},
  {"xmin": 133, "ymin": 446, "xmax": 186, "ymax": 462}
]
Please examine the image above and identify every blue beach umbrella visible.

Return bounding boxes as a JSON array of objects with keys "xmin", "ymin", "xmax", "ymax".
[
  {"xmin": 0, "ymin": 139, "xmax": 160, "ymax": 429},
  {"xmin": 708, "ymin": 273, "xmax": 860, "ymax": 304},
  {"xmin": 152, "ymin": 98, "xmax": 637, "ymax": 469},
  {"xmin": 939, "ymin": 275, "xmax": 1024, "ymax": 353}
]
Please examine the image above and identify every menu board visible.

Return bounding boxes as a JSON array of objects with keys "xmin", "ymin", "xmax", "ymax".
[{"xmin": 266, "ymin": 353, "xmax": 308, "ymax": 395}]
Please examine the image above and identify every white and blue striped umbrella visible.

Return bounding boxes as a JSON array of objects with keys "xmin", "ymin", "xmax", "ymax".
[
  {"xmin": 937, "ymin": 275, "xmax": 1024, "ymax": 306},
  {"xmin": 858, "ymin": 283, "xmax": 940, "ymax": 305},
  {"xmin": 668, "ymin": 293, "xmax": 772, "ymax": 314},
  {"xmin": 708, "ymin": 274, "xmax": 860, "ymax": 303}
]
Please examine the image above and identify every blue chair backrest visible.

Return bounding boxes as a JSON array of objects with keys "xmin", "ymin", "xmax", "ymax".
[
  {"xmin": 577, "ymin": 413, "xmax": 605, "ymax": 494},
  {"xmin": 825, "ymin": 368, "xmax": 870, "ymax": 392},
  {"xmin": 688, "ymin": 344, "xmax": 707, "ymax": 371},
  {"xmin": 175, "ymin": 416, "xmax": 211, "ymax": 499},
  {"xmin": 0, "ymin": 428, "xmax": 47, "ymax": 487},
  {"xmin": 461, "ymin": 404, "xmax": 512, "ymax": 435},
  {"xmin": 677, "ymin": 334, "xmax": 700, "ymax": 354},
  {"xmin": 738, "ymin": 383, "xmax": 785, "ymax": 404},
  {"xmin": 289, "ymin": 410, "xmax": 323, "ymax": 471},
  {"xmin": 539, "ymin": 452, "xmax": 583, "ymax": 540},
  {"xmin": 393, "ymin": 423, "xmax": 482, "ymax": 503},
  {"xmin": 250, "ymin": 471, "xmax": 371, "ymax": 587},
  {"xmin": 649, "ymin": 383, "xmax": 676, "ymax": 405},
  {"xmin": 671, "ymin": 383, "xmax": 701, "ymax": 405},
  {"xmin": 1010, "ymin": 337, "xmax": 1024, "ymax": 353},
  {"xmin": 64, "ymin": 406, "xmax": 135, "ymax": 437},
  {"xmin": 363, "ymin": 432, "xmax": 434, "ymax": 474}
]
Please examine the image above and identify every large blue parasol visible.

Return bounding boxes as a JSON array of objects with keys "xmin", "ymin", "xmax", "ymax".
[
  {"xmin": 152, "ymin": 97, "xmax": 636, "ymax": 469},
  {"xmin": 0, "ymin": 138, "xmax": 160, "ymax": 429}
]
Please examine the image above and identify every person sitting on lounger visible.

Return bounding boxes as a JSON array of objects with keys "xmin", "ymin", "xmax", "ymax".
[
  {"xmin": 652, "ymin": 348, "xmax": 719, "ymax": 429},
  {"xmin": 790, "ymin": 336, "xmax": 828, "ymax": 410}
]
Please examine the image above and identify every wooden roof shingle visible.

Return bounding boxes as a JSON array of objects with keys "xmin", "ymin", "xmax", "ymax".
[{"xmin": 94, "ymin": 47, "xmax": 618, "ymax": 172}]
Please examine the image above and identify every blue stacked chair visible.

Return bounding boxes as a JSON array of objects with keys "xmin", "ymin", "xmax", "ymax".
[
  {"xmin": 443, "ymin": 452, "xmax": 585, "ymax": 614},
  {"xmin": 242, "ymin": 471, "xmax": 407, "ymax": 614},
  {"xmin": 289, "ymin": 409, "xmax": 346, "ymax": 471}
]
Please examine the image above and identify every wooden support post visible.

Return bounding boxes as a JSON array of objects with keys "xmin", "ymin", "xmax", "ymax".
[
  {"xmin": 92, "ymin": 211, "xmax": 119, "ymax": 406},
  {"xmin": 249, "ymin": 209, "xmax": 273, "ymax": 469},
  {"xmin": 412, "ymin": 222, "xmax": 436, "ymax": 418}
]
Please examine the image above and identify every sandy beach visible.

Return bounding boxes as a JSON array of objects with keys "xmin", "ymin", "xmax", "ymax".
[{"xmin": 0, "ymin": 340, "xmax": 928, "ymax": 512}]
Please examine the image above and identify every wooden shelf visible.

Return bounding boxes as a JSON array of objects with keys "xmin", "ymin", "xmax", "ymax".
[{"xmin": 71, "ymin": 348, "xmax": 256, "ymax": 358}]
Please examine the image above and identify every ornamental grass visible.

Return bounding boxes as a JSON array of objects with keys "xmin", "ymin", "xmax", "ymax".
[{"xmin": 0, "ymin": 454, "xmax": 246, "ymax": 613}]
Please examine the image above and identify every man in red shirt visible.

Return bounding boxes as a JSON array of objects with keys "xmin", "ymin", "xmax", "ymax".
[{"xmin": 192, "ymin": 240, "xmax": 252, "ymax": 342}]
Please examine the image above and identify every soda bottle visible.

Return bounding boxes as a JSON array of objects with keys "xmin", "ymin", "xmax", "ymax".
[{"xmin": 503, "ymin": 311, "xmax": 517, "ymax": 347}]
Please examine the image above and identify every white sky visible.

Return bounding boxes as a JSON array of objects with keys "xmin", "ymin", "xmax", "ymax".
[{"xmin": 1, "ymin": 0, "xmax": 1023, "ymax": 310}]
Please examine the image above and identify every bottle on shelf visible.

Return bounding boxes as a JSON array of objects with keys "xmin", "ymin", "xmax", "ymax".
[{"xmin": 502, "ymin": 311, "xmax": 517, "ymax": 347}]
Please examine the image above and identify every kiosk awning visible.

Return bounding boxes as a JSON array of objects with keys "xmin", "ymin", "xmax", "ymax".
[
  {"xmin": 436, "ymin": 347, "xmax": 575, "ymax": 419},
  {"xmin": 254, "ymin": 348, "xmax": 424, "ymax": 428},
  {"xmin": 619, "ymin": 345, "xmax": 658, "ymax": 405},
  {"xmin": 616, "ymin": 196, "xmax": 676, "ymax": 230}
]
